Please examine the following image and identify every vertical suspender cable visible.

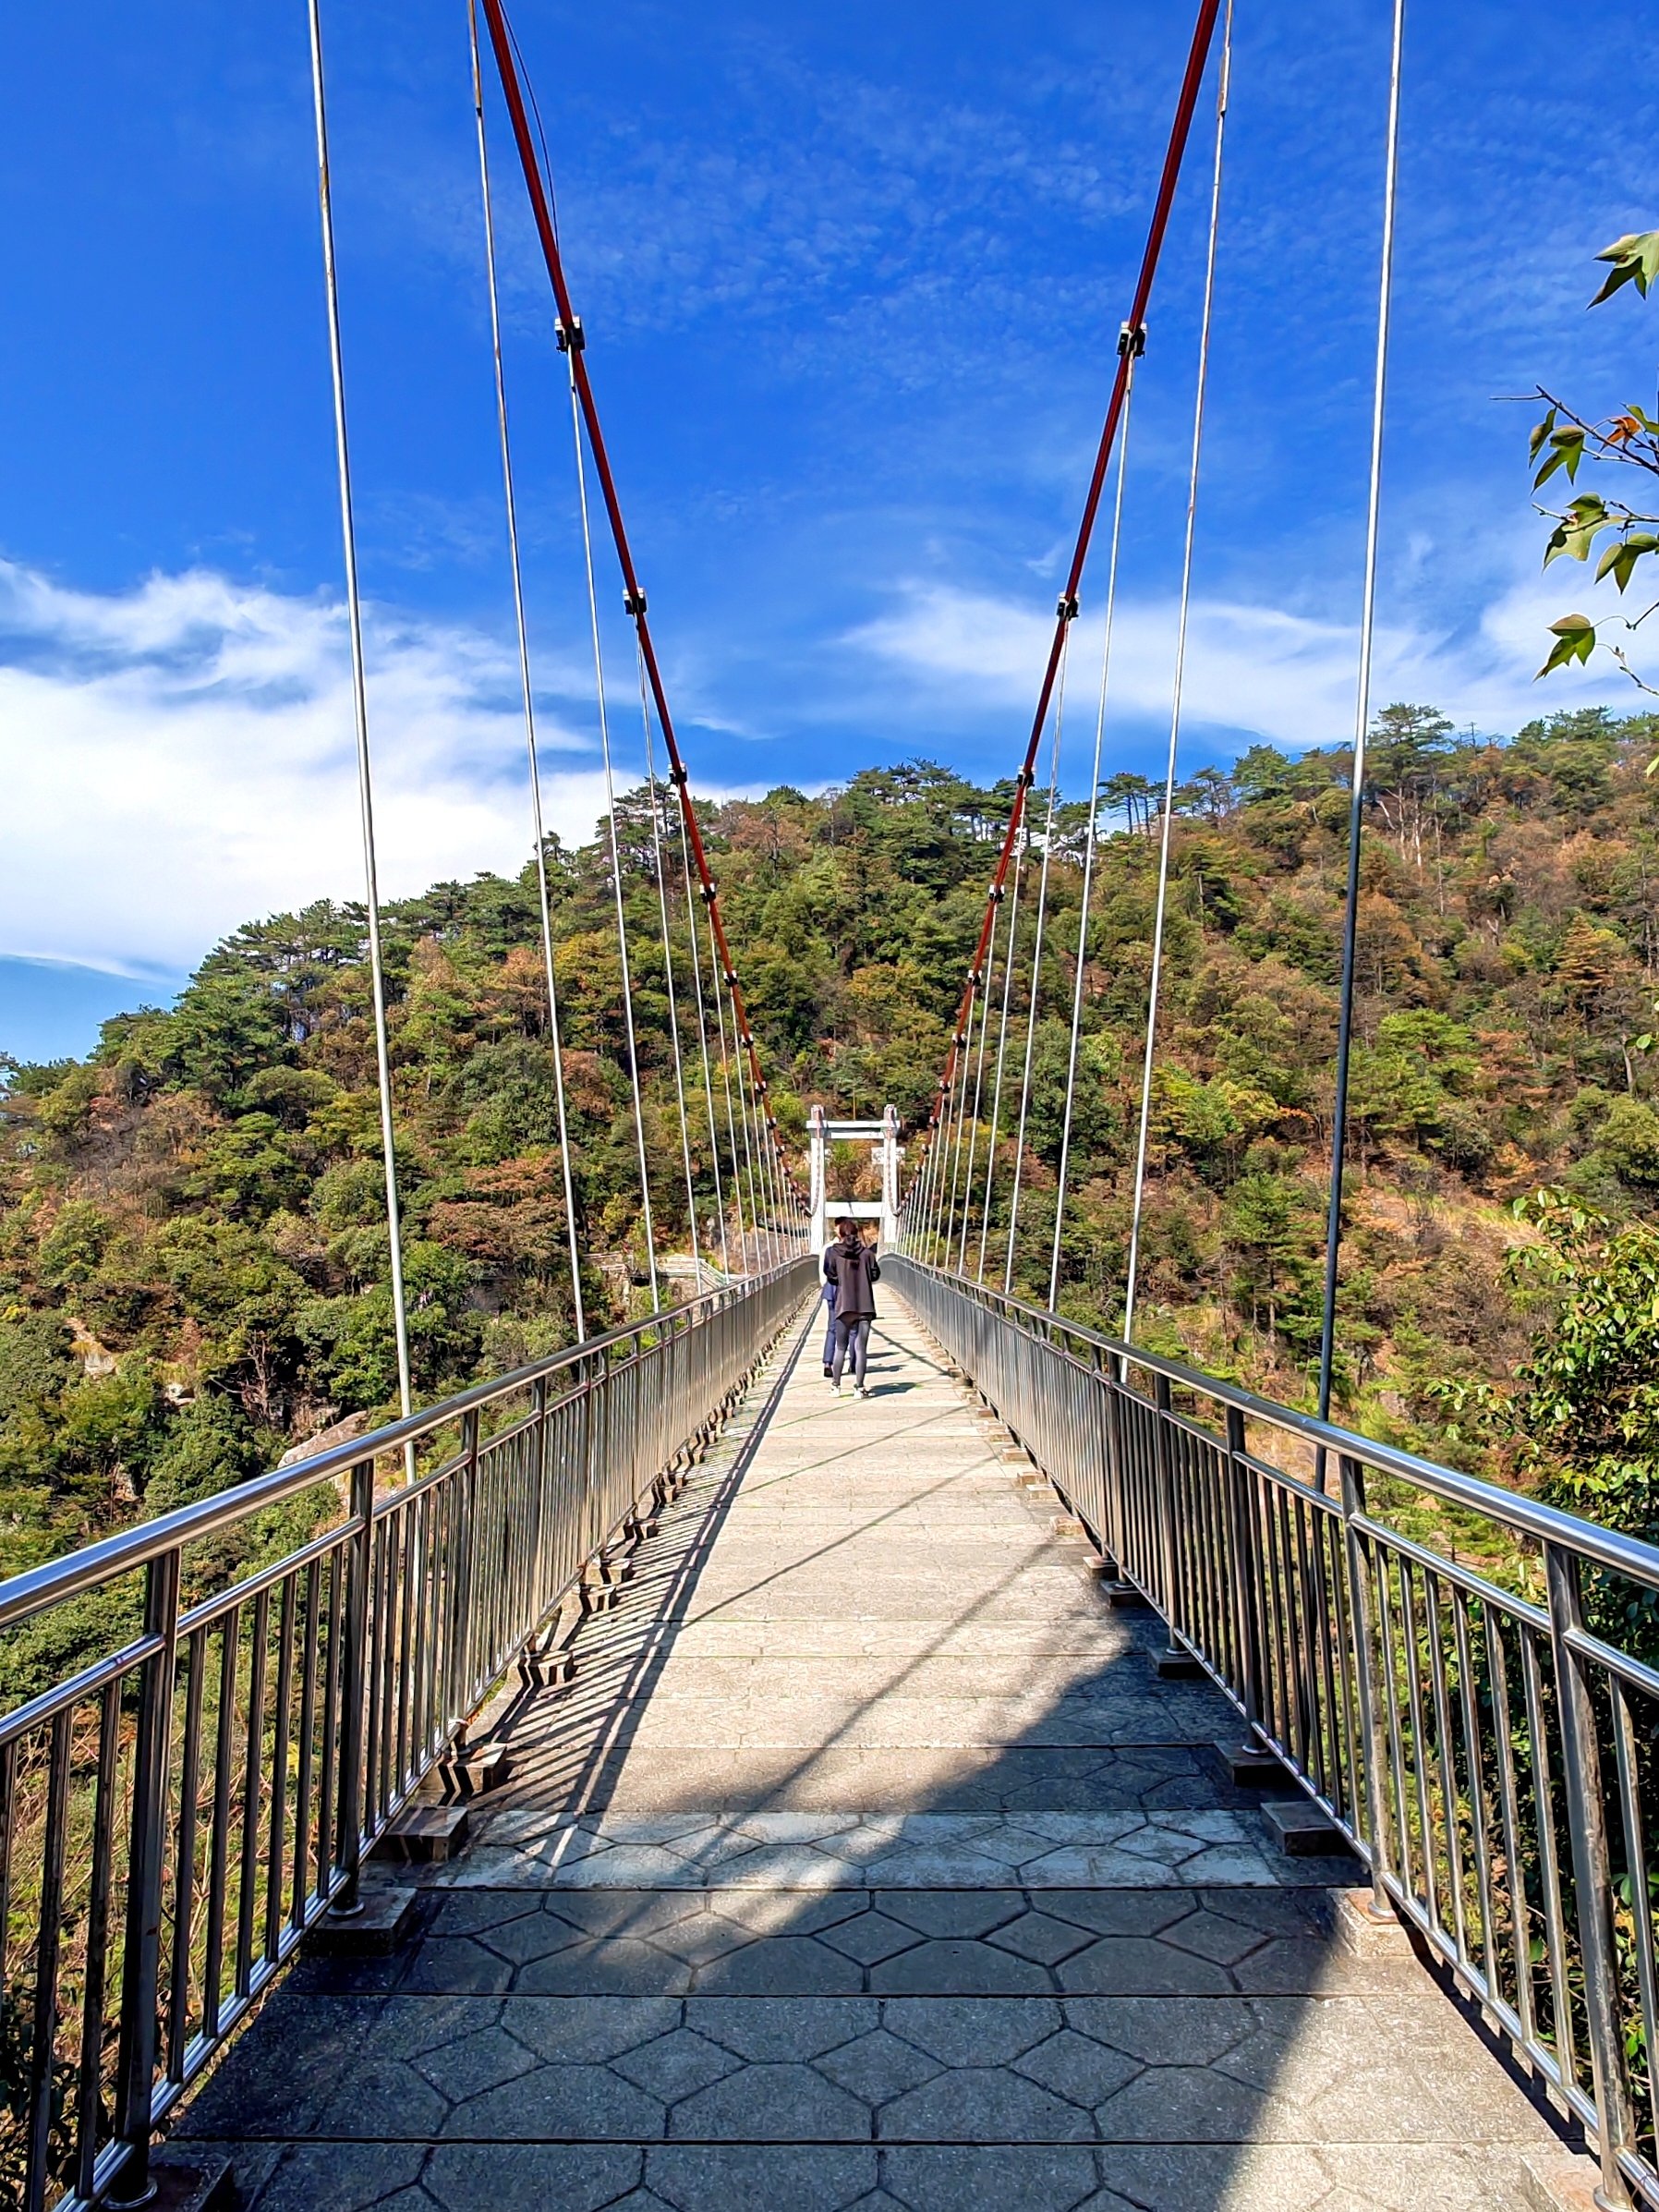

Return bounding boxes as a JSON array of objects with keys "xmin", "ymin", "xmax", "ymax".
[
  {"xmin": 566, "ymin": 362, "xmax": 660, "ymax": 1313},
  {"xmin": 1003, "ymin": 633, "xmax": 1071, "ymax": 1294},
  {"xmin": 706, "ymin": 904, "xmax": 750, "ymax": 1268},
  {"xmin": 466, "ymin": 0, "xmax": 586, "ymax": 1341},
  {"xmin": 638, "ymin": 649, "xmax": 701, "ymax": 1278},
  {"xmin": 676, "ymin": 808, "xmax": 730, "ymax": 1273},
  {"xmin": 939, "ymin": 1018, "xmax": 966, "ymax": 1258},
  {"xmin": 978, "ymin": 839, "xmax": 1026, "ymax": 1282},
  {"xmin": 956, "ymin": 893, "xmax": 1000, "ymax": 1271},
  {"xmin": 1123, "ymin": 0, "xmax": 1233, "ymax": 1343},
  {"xmin": 1319, "ymin": 0, "xmax": 1405, "ymax": 1423},
  {"xmin": 307, "ymin": 0, "xmax": 415, "ymax": 1441},
  {"xmin": 938, "ymin": 1028, "xmax": 968, "ymax": 1261},
  {"xmin": 733, "ymin": 1025, "xmax": 764, "ymax": 1268},
  {"xmin": 1049, "ymin": 346, "xmax": 1139, "ymax": 1312}
]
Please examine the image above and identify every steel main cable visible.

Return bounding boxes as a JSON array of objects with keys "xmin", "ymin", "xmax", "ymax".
[
  {"xmin": 478, "ymin": 0, "xmax": 805, "ymax": 1226},
  {"xmin": 902, "ymin": 0, "xmax": 1223, "ymax": 1211}
]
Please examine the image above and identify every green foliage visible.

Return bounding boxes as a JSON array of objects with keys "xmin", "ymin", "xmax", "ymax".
[
  {"xmin": 3, "ymin": 711, "xmax": 1659, "ymax": 1603},
  {"xmin": 1533, "ymin": 235, "xmax": 1659, "ymax": 689},
  {"xmin": 1503, "ymin": 1191, "xmax": 1659, "ymax": 1541}
]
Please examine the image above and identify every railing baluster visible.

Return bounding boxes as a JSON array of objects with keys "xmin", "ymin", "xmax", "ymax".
[
  {"xmin": 333, "ymin": 1456, "xmax": 375, "ymax": 1916},
  {"xmin": 166, "ymin": 1626, "xmax": 208, "ymax": 2080},
  {"xmin": 1545, "ymin": 1540, "xmax": 1636, "ymax": 2206},
  {"xmin": 292, "ymin": 1559, "xmax": 321, "ymax": 1931},
  {"xmin": 109, "ymin": 1543, "xmax": 181, "ymax": 2207},
  {"xmin": 25, "ymin": 1707, "xmax": 72, "ymax": 2212},
  {"xmin": 74, "ymin": 1678, "xmax": 122, "ymax": 2205}
]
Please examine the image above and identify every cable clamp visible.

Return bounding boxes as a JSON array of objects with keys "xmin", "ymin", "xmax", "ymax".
[
  {"xmin": 988, "ymin": 883, "xmax": 1006, "ymax": 905},
  {"xmin": 725, "ymin": 971, "xmax": 739, "ymax": 990},
  {"xmin": 668, "ymin": 762, "xmax": 690, "ymax": 788},
  {"xmin": 1057, "ymin": 593, "xmax": 1079, "ymax": 623},
  {"xmin": 1014, "ymin": 766, "xmax": 1035, "ymax": 791},
  {"xmin": 624, "ymin": 586, "xmax": 648, "ymax": 617},
  {"xmin": 968, "ymin": 966, "xmax": 984, "ymax": 988},
  {"xmin": 698, "ymin": 881, "xmax": 717, "ymax": 905},
  {"xmin": 555, "ymin": 316, "xmax": 586, "ymax": 354},
  {"xmin": 1118, "ymin": 321, "xmax": 1146, "ymax": 359}
]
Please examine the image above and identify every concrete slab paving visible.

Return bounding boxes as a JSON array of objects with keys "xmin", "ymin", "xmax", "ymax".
[{"xmin": 176, "ymin": 1294, "xmax": 1592, "ymax": 2209}]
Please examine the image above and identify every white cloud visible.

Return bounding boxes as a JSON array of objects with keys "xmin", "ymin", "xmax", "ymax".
[
  {"xmin": 846, "ymin": 554, "xmax": 1643, "ymax": 760},
  {"xmin": 0, "ymin": 561, "xmax": 630, "ymax": 976}
]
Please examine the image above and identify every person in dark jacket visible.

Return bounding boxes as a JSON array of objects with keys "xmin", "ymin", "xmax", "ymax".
[
  {"xmin": 822, "ymin": 1218, "xmax": 880, "ymax": 1396},
  {"xmin": 819, "ymin": 1250, "xmax": 839, "ymax": 1376}
]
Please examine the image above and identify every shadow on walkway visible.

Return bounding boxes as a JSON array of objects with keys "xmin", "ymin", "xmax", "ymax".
[{"xmin": 176, "ymin": 1297, "xmax": 1589, "ymax": 2211}]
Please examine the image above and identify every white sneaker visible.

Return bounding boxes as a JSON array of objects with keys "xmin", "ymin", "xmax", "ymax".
[
  {"xmin": 829, "ymin": 1379, "xmax": 842, "ymax": 1393},
  {"xmin": 854, "ymin": 1383, "xmax": 869, "ymax": 1398}
]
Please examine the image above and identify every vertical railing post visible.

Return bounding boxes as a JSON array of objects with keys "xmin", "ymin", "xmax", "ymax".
[
  {"xmin": 1545, "ymin": 1541, "xmax": 1635, "ymax": 2208},
  {"xmin": 1153, "ymin": 1374, "xmax": 1184, "ymax": 1655},
  {"xmin": 108, "ymin": 1544, "xmax": 181, "ymax": 2208},
  {"xmin": 529, "ymin": 1377, "xmax": 550, "ymax": 1624},
  {"xmin": 1226, "ymin": 1406, "xmax": 1265, "ymax": 1732},
  {"xmin": 1101, "ymin": 1349, "xmax": 1126, "ymax": 1576},
  {"xmin": 449, "ymin": 1409, "xmax": 481, "ymax": 1740},
  {"xmin": 332, "ymin": 1454, "xmax": 375, "ymax": 1915},
  {"xmin": 1338, "ymin": 1452, "xmax": 1393, "ymax": 1920}
]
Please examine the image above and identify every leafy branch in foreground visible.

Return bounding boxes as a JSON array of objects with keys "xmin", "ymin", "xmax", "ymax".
[{"xmin": 1534, "ymin": 232, "xmax": 1659, "ymax": 694}]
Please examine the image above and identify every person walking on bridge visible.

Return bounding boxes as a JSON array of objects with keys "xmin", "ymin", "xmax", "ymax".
[
  {"xmin": 819, "ymin": 1242, "xmax": 839, "ymax": 1377},
  {"xmin": 823, "ymin": 1217, "xmax": 880, "ymax": 1397}
]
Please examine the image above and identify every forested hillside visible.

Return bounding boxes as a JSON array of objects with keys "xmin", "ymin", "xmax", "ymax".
[{"xmin": 6, "ymin": 699, "xmax": 1659, "ymax": 1580}]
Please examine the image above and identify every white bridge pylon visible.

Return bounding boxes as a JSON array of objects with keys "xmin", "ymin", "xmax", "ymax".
[{"xmin": 807, "ymin": 1104, "xmax": 902, "ymax": 1253}]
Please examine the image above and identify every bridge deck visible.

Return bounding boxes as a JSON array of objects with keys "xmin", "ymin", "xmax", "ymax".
[{"xmin": 179, "ymin": 1294, "xmax": 1581, "ymax": 2210}]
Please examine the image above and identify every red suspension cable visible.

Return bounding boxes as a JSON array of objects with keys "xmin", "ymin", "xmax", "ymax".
[
  {"xmin": 913, "ymin": 0, "xmax": 1223, "ymax": 1178},
  {"xmin": 477, "ymin": 0, "xmax": 804, "ymax": 1207}
]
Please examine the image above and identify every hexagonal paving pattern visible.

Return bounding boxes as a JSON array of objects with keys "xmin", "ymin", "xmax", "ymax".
[{"xmin": 179, "ymin": 1301, "xmax": 1592, "ymax": 2210}]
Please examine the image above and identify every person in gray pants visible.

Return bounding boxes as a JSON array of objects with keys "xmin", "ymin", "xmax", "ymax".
[{"xmin": 822, "ymin": 1219, "xmax": 881, "ymax": 1396}]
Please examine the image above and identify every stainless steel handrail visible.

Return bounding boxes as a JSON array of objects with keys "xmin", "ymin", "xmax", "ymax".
[
  {"xmin": 889, "ymin": 1255, "xmax": 1659, "ymax": 2211},
  {"xmin": 0, "ymin": 1257, "xmax": 815, "ymax": 2212}
]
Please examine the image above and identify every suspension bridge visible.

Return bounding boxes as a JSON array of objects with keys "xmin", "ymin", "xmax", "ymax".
[{"xmin": 3, "ymin": 1, "xmax": 1657, "ymax": 2208}]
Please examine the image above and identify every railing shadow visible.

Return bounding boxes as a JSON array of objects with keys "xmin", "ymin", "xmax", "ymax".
[{"xmin": 169, "ymin": 1288, "xmax": 1591, "ymax": 2211}]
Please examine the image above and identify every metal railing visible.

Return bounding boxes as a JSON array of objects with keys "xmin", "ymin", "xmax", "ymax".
[
  {"xmin": 890, "ymin": 1255, "xmax": 1659, "ymax": 2211},
  {"xmin": 0, "ymin": 1258, "xmax": 813, "ymax": 2212}
]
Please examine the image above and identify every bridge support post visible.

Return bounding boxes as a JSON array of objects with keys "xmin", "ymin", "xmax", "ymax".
[
  {"xmin": 1546, "ymin": 1542, "xmax": 1636, "ymax": 2208},
  {"xmin": 806, "ymin": 1105, "xmax": 900, "ymax": 1255}
]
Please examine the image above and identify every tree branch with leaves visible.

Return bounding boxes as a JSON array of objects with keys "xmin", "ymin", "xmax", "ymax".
[{"xmin": 1534, "ymin": 232, "xmax": 1659, "ymax": 691}]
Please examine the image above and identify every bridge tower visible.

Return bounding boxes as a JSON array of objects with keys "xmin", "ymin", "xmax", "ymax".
[{"xmin": 807, "ymin": 1103, "xmax": 902, "ymax": 1253}]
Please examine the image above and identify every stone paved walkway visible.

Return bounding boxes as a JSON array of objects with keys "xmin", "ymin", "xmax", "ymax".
[{"xmin": 178, "ymin": 1296, "xmax": 1589, "ymax": 2210}]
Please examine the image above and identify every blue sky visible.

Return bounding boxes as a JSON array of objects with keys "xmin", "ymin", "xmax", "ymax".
[{"xmin": 1, "ymin": 0, "xmax": 1656, "ymax": 1060}]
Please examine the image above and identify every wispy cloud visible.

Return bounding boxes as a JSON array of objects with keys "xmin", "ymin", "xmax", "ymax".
[
  {"xmin": 846, "ymin": 553, "xmax": 1641, "ymax": 767},
  {"xmin": 0, "ymin": 562, "xmax": 651, "ymax": 975}
]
